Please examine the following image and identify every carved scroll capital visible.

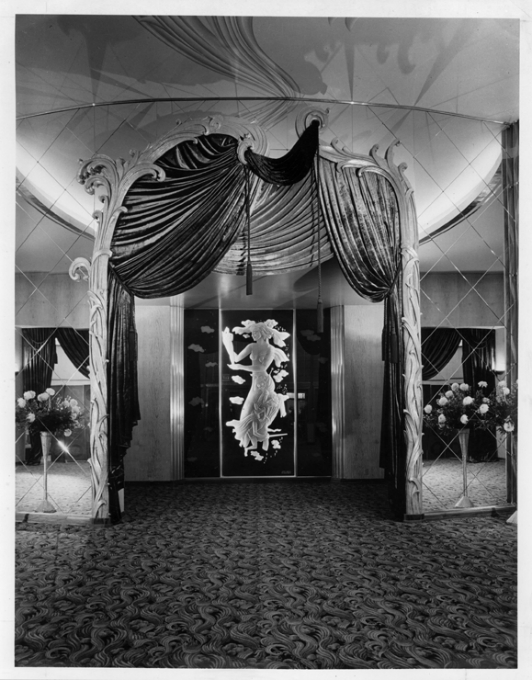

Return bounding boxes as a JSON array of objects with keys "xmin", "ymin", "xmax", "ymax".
[
  {"xmin": 369, "ymin": 141, "xmax": 414, "ymax": 198},
  {"xmin": 69, "ymin": 257, "xmax": 91, "ymax": 282}
]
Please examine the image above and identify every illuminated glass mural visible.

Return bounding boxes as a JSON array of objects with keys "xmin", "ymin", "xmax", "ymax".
[
  {"xmin": 221, "ymin": 311, "xmax": 294, "ymax": 476},
  {"xmin": 184, "ymin": 309, "xmax": 331, "ymax": 478},
  {"xmin": 222, "ymin": 319, "xmax": 290, "ymax": 461}
]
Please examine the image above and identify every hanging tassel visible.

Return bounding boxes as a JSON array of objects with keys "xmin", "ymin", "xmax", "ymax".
[
  {"xmin": 246, "ymin": 261, "xmax": 253, "ymax": 296},
  {"xmin": 245, "ymin": 167, "xmax": 253, "ymax": 296},
  {"xmin": 317, "ymin": 296, "xmax": 324, "ymax": 334}
]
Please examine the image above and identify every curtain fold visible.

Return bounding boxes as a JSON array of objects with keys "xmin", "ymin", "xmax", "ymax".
[
  {"xmin": 112, "ymin": 135, "xmax": 250, "ymax": 298},
  {"xmin": 318, "ymin": 160, "xmax": 404, "ymax": 511},
  {"xmin": 55, "ymin": 328, "xmax": 90, "ymax": 378},
  {"xmin": 244, "ymin": 120, "xmax": 319, "ymax": 185},
  {"xmin": 107, "ymin": 270, "xmax": 140, "ymax": 523},
  {"xmin": 214, "ymin": 170, "xmax": 332, "ymax": 274},
  {"xmin": 421, "ymin": 327, "xmax": 461, "ymax": 380}
]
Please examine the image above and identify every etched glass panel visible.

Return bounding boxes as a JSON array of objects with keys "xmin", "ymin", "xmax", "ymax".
[{"xmin": 221, "ymin": 310, "xmax": 295, "ymax": 477}]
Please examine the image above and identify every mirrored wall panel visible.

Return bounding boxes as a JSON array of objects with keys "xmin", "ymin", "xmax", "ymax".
[{"xmin": 295, "ymin": 309, "xmax": 332, "ymax": 476}]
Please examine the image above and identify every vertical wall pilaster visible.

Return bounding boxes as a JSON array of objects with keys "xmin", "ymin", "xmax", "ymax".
[
  {"xmin": 330, "ymin": 306, "xmax": 345, "ymax": 479},
  {"xmin": 502, "ymin": 123, "xmax": 519, "ymax": 505},
  {"xmin": 171, "ymin": 300, "xmax": 185, "ymax": 480}
]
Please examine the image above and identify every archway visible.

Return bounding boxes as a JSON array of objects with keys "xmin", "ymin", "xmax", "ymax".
[{"xmin": 70, "ymin": 110, "xmax": 423, "ymax": 523}]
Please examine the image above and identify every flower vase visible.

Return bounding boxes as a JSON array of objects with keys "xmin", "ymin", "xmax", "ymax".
[
  {"xmin": 35, "ymin": 431, "xmax": 56, "ymax": 513},
  {"xmin": 455, "ymin": 428, "xmax": 474, "ymax": 508}
]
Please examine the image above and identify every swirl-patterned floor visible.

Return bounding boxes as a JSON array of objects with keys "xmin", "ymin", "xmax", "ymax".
[{"xmin": 15, "ymin": 481, "xmax": 517, "ymax": 669}]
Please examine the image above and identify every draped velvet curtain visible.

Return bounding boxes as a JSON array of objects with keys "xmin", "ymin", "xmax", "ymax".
[
  {"xmin": 421, "ymin": 328, "xmax": 461, "ymax": 380},
  {"xmin": 107, "ymin": 122, "xmax": 406, "ymax": 521},
  {"xmin": 318, "ymin": 163, "xmax": 404, "ymax": 512}
]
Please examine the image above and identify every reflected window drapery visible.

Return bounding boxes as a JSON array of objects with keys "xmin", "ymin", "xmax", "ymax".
[
  {"xmin": 55, "ymin": 328, "xmax": 90, "ymax": 378},
  {"xmin": 461, "ymin": 328, "xmax": 497, "ymax": 462},
  {"xmin": 421, "ymin": 327, "xmax": 462, "ymax": 380},
  {"xmin": 21, "ymin": 329, "xmax": 58, "ymax": 465}
]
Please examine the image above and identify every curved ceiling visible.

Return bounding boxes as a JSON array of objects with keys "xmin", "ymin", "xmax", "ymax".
[{"xmin": 15, "ymin": 15, "xmax": 519, "ymax": 276}]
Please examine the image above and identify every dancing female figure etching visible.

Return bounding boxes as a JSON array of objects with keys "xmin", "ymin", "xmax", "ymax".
[{"xmin": 223, "ymin": 320, "xmax": 289, "ymax": 459}]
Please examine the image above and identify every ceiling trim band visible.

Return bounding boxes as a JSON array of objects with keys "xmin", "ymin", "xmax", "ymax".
[{"xmin": 17, "ymin": 97, "xmax": 508, "ymax": 126}]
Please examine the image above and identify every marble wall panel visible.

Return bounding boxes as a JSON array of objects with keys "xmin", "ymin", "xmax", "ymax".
[{"xmin": 125, "ymin": 306, "xmax": 172, "ymax": 481}]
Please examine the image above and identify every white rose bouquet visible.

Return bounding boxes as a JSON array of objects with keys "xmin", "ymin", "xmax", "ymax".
[
  {"xmin": 15, "ymin": 387, "xmax": 85, "ymax": 437},
  {"xmin": 475, "ymin": 381, "xmax": 517, "ymax": 434}
]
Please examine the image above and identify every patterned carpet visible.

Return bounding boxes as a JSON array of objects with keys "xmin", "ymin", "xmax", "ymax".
[{"xmin": 15, "ymin": 481, "xmax": 517, "ymax": 669}]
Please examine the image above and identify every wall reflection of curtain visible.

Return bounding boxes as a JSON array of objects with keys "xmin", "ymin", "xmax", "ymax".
[
  {"xmin": 461, "ymin": 329, "xmax": 497, "ymax": 461},
  {"xmin": 55, "ymin": 328, "xmax": 90, "ymax": 378},
  {"xmin": 421, "ymin": 328, "xmax": 461, "ymax": 380},
  {"xmin": 21, "ymin": 329, "xmax": 58, "ymax": 464}
]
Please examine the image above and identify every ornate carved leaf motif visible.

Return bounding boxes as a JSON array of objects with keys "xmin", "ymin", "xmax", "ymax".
[
  {"xmin": 69, "ymin": 257, "xmax": 91, "ymax": 282},
  {"xmin": 402, "ymin": 247, "xmax": 424, "ymax": 515},
  {"xmin": 86, "ymin": 287, "xmax": 110, "ymax": 521}
]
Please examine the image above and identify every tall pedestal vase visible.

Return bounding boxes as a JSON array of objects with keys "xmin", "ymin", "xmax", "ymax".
[
  {"xmin": 35, "ymin": 431, "xmax": 56, "ymax": 513},
  {"xmin": 455, "ymin": 428, "xmax": 474, "ymax": 508}
]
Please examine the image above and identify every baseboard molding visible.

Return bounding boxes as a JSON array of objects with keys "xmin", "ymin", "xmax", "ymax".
[
  {"xmin": 420, "ymin": 505, "xmax": 516, "ymax": 521},
  {"xmin": 16, "ymin": 512, "xmax": 92, "ymax": 526}
]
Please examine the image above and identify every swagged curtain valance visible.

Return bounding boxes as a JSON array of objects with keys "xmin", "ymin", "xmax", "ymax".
[{"xmin": 107, "ymin": 120, "xmax": 405, "ymax": 521}]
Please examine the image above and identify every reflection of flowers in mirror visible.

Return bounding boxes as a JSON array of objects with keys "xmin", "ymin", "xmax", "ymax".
[
  {"xmin": 424, "ymin": 380, "xmax": 517, "ymax": 435},
  {"xmin": 16, "ymin": 388, "xmax": 85, "ymax": 436}
]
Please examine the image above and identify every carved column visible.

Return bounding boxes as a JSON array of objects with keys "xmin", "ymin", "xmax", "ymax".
[
  {"xmin": 70, "ymin": 253, "xmax": 111, "ymax": 521},
  {"xmin": 401, "ymin": 189, "xmax": 424, "ymax": 517}
]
